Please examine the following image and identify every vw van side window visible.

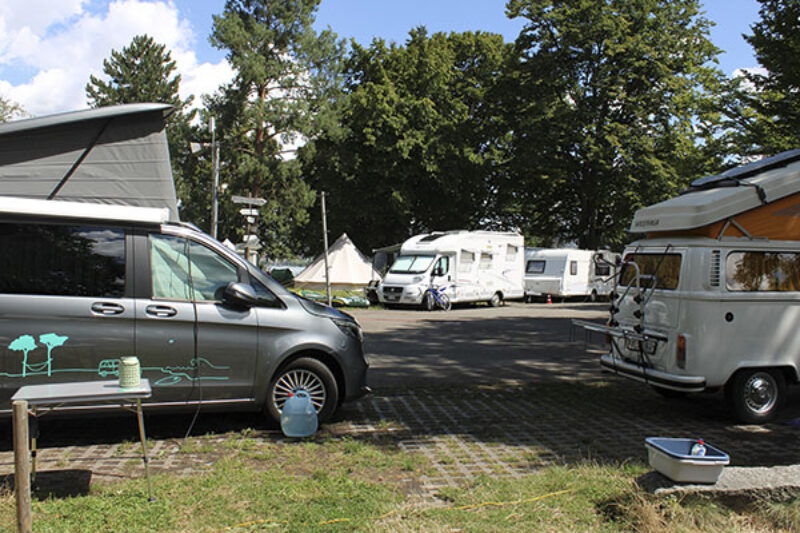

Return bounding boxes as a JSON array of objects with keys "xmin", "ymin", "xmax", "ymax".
[
  {"xmin": 0, "ymin": 222, "xmax": 125, "ymax": 297},
  {"xmin": 150, "ymin": 234, "xmax": 239, "ymax": 301},
  {"xmin": 726, "ymin": 251, "xmax": 800, "ymax": 291},
  {"xmin": 619, "ymin": 253, "xmax": 681, "ymax": 290}
]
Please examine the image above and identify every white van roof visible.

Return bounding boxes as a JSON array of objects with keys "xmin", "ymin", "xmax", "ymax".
[
  {"xmin": 0, "ymin": 196, "xmax": 170, "ymax": 224},
  {"xmin": 401, "ymin": 230, "xmax": 523, "ymax": 254},
  {"xmin": 630, "ymin": 150, "xmax": 800, "ymax": 233}
]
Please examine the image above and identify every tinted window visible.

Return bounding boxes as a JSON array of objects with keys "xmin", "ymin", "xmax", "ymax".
[
  {"xmin": 526, "ymin": 260, "xmax": 545, "ymax": 274},
  {"xmin": 252, "ymin": 278, "xmax": 282, "ymax": 308},
  {"xmin": 594, "ymin": 263, "xmax": 611, "ymax": 276},
  {"xmin": 727, "ymin": 251, "xmax": 800, "ymax": 292},
  {"xmin": 0, "ymin": 223, "xmax": 125, "ymax": 297},
  {"xmin": 620, "ymin": 253, "xmax": 681, "ymax": 290},
  {"xmin": 570, "ymin": 261, "xmax": 578, "ymax": 275}
]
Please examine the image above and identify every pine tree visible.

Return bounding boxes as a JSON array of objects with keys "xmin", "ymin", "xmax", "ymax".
[{"xmin": 208, "ymin": 0, "xmax": 344, "ymax": 257}]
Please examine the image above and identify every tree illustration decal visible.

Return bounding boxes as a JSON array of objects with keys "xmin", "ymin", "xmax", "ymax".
[
  {"xmin": 39, "ymin": 333, "xmax": 69, "ymax": 376},
  {"xmin": 9, "ymin": 335, "xmax": 38, "ymax": 377}
]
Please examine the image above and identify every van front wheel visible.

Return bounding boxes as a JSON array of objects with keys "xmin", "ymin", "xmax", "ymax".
[
  {"xmin": 488, "ymin": 292, "xmax": 502, "ymax": 307},
  {"xmin": 266, "ymin": 357, "xmax": 339, "ymax": 424},
  {"xmin": 726, "ymin": 368, "xmax": 785, "ymax": 424}
]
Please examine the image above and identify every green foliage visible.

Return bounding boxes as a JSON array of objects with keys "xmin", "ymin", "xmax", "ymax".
[
  {"xmin": 733, "ymin": 0, "xmax": 800, "ymax": 156},
  {"xmin": 208, "ymin": 0, "xmax": 345, "ymax": 257},
  {"xmin": 0, "ymin": 96, "xmax": 24, "ymax": 122},
  {"xmin": 503, "ymin": 0, "xmax": 724, "ymax": 249},
  {"xmin": 85, "ymin": 34, "xmax": 198, "ymax": 221},
  {"xmin": 301, "ymin": 29, "xmax": 513, "ymax": 254}
]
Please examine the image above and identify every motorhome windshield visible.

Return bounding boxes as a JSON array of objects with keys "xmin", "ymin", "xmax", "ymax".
[
  {"xmin": 619, "ymin": 253, "xmax": 681, "ymax": 290},
  {"xmin": 390, "ymin": 255, "xmax": 436, "ymax": 274}
]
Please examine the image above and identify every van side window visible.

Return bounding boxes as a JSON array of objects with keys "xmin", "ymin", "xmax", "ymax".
[
  {"xmin": 459, "ymin": 251, "xmax": 474, "ymax": 273},
  {"xmin": 570, "ymin": 261, "xmax": 578, "ymax": 275},
  {"xmin": 506, "ymin": 245, "xmax": 518, "ymax": 261},
  {"xmin": 479, "ymin": 253, "xmax": 492, "ymax": 270},
  {"xmin": 251, "ymin": 278, "xmax": 282, "ymax": 308},
  {"xmin": 0, "ymin": 222, "xmax": 125, "ymax": 297},
  {"xmin": 150, "ymin": 234, "xmax": 239, "ymax": 301},
  {"xmin": 726, "ymin": 251, "xmax": 800, "ymax": 292},
  {"xmin": 434, "ymin": 256, "xmax": 449, "ymax": 276}
]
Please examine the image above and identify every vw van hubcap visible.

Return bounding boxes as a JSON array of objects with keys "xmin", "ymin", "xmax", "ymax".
[
  {"xmin": 273, "ymin": 369, "xmax": 327, "ymax": 413},
  {"xmin": 744, "ymin": 372, "xmax": 777, "ymax": 414}
]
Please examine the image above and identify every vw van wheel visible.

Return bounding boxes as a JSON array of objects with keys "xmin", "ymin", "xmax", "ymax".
[
  {"xmin": 267, "ymin": 357, "xmax": 339, "ymax": 424},
  {"xmin": 727, "ymin": 368, "xmax": 785, "ymax": 424},
  {"xmin": 488, "ymin": 292, "xmax": 502, "ymax": 307}
]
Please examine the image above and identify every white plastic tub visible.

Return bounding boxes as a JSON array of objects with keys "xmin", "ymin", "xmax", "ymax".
[{"xmin": 645, "ymin": 437, "xmax": 730, "ymax": 484}]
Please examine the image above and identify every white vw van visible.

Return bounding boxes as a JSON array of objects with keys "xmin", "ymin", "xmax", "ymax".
[{"xmin": 580, "ymin": 149, "xmax": 800, "ymax": 423}]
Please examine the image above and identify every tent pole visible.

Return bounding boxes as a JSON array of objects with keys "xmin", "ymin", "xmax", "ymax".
[{"xmin": 321, "ymin": 191, "xmax": 332, "ymax": 306}]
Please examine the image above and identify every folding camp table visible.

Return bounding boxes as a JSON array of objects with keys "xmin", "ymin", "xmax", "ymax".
[{"xmin": 11, "ymin": 380, "xmax": 154, "ymax": 501}]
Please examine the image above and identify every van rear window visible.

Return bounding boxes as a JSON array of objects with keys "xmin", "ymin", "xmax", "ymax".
[
  {"xmin": 726, "ymin": 251, "xmax": 800, "ymax": 291},
  {"xmin": 619, "ymin": 253, "xmax": 681, "ymax": 290}
]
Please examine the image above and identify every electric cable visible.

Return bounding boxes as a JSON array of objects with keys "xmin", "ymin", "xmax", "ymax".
[{"xmin": 183, "ymin": 237, "xmax": 203, "ymax": 440}]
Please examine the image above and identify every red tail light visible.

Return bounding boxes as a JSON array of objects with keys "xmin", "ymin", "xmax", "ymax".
[{"xmin": 676, "ymin": 334, "xmax": 687, "ymax": 369}]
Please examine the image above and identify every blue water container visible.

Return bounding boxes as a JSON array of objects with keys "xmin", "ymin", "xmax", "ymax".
[{"xmin": 280, "ymin": 390, "xmax": 318, "ymax": 437}]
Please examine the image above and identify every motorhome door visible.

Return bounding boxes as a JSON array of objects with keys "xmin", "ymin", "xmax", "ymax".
[{"xmin": 431, "ymin": 255, "xmax": 452, "ymax": 290}]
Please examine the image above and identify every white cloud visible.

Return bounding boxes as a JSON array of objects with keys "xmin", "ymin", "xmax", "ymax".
[{"xmin": 0, "ymin": 0, "xmax": 232, "ymax": 117}]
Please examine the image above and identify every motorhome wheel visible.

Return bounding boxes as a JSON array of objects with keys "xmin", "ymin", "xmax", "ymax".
[
  {"xmin": 267, "ymin": 357, "xmax": 339, "ymax": 423},
  {"xmin": 489, "ymin": 292, "xmax": 502, "ymax": 307},
  {"xmin": 726, "ymin": 368, "xmax": 785, "ymax": 424},
  {"xmin": 423, "ymin": 292, "xmax": 434, "ymax": 311}
]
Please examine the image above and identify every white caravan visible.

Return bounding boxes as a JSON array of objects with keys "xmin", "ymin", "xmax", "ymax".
[
  {"xmin": 524, "ymin": 248, "xmax": 618, "ymax": 301},
  {"xmin": 378, "ymin": 230, "xmax": 525, "ymax": 308},
  {"xmin": 578, "ymin": 149, "xmax": 800, "ymax": 423}
]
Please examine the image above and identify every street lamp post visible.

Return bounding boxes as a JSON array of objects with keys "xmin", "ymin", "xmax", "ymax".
[{"xmin": 210, "ymin": 117, "xmax": 220, "ymax": 240}]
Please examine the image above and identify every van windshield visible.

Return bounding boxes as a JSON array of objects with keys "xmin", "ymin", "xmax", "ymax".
[
  {"xmin": 390, "ymin": 255, "xmax": 436, "ymax": 274},
  {"xmin": 619, "ymin": 253, "xmax": 681, "ymax": 290}
]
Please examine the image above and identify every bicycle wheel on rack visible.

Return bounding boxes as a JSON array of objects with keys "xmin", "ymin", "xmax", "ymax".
[{"xmin": 439, "ymin": 293, "xmax": 452, "ymax": 311}]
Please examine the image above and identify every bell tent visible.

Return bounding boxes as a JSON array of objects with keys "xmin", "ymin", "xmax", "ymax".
[{"xmin": 294, "ymin": 233, "xmax": 381, "ymax": 291}]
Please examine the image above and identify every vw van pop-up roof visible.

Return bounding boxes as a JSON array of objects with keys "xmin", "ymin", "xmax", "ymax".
[
  {"xmin": 0, "ymin": 195, "xmax": 170, "ymax": 224},
  {"xmin": 630, "ymin": 149, "xmax": 800, "ymax": 239}
]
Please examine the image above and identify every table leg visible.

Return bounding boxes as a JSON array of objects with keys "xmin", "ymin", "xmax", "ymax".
[
  {"xmin": 29, "ymin": 410, "xmax": 38, "ymax": 486},
  {"xmin": 13, "ymin": 400, "xmax": 32, "ymax": 533},
  {"xmin": 135, "ymin": 399, "xmax": 155, "ymax": 502}
]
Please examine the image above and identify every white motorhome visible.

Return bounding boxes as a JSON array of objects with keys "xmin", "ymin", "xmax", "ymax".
[
  {"xmin": 524, "ymin": 248, "xmax": 618, "ymax": 301},
  {"xmin": 378, "ymin": 230, "xmax": 525, "ymax": 309},
  {"xmin": 579, "ymin": 149, "xmax": 800, "ymax": 423}
]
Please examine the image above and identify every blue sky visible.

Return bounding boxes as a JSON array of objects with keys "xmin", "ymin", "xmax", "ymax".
[{"xmin": 0, "ymin": 0, "xmax": 764, "ymax": 116}]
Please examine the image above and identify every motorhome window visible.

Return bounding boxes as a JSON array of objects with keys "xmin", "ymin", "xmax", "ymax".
[
  {"xmin": 619, "ymin": 253, "xmax": 681, "ymax": 290},
  {"xmin": 570, "ymin": 261, "xmax": 578, "ymax": 275},
  {"xmin": 726, "ymin": 251, "xmax": 800, "ymax": 292},
  {"xmin": 0, "ymin": 223, "xmax": 125, "ymax": 297},
  {"xmin": 594, "ymin": 263, "xmax": 611, "ymax": 276},
  {"xmin": 506, "ymin": 245, "xmax": 518, "ymax": 261},
  {"xmin": 434, "ymin": 256, "xmax": 449, "ymax": 275},
  {"xmin": 479, "ymin": 253, "xmax": 492, "ymax": 270},
  {"xmin": 150, "ymin": 235, "xmax": 239, "ymax": 301},
  {"xmin": 389, "ymin": 255, "xmax": 436, "ymax": 274},
  {"xmin": 419, "ymin": 234, "xmax": 445, "ymax": 242},
  {"xmin": 527, "ymin": 260, "xmax": 545, "ymax": 274},
  {"xmin": 459, "ymin": 251, "xmax": 474, "ymax": 273}
]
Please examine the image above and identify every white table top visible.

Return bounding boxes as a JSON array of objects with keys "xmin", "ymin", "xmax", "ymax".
[{"xmin": 11, "ymin": 380, "xmax": 152, "ymax": 406}]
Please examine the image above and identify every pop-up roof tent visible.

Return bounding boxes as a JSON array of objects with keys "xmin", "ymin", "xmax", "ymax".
[
  {"xmin": 630, "ymin": 149, "xmax": 800, "ymax": 240},
  {"xmin": 294, "ymin": 233, "xmax": 382, "ymax": 291},
  {"xmin": 0, "ymin": 103, "xmax": 179, "ymax": 219}
]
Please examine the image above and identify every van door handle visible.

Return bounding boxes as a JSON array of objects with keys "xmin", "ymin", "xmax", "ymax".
[
  {"xmin": 91, "ymin": 302, "xmax": 125, "ymax": 315},
  {"xmin": 145, "ymin": 305, "xmax": 177, "ymax": 318}
]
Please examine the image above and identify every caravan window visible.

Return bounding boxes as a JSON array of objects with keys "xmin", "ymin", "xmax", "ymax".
[
  {"xmin": 726, "ymin": 251, "xmax": 800, "ymax": 292},
  {"xmin": 459, "ymin": 251, "xmax": 475, "ymax": 273},
  {"xmin": 526, "ymin": 260, "xmax": 545, "ymax": 274},
  {"xmin": 479, "ymin": 253, "xmax": 493, "ymax": 270},
  {"xmin": 389, "ymin": 255, "xmax": 436, "ymax": 274},
  {"xmin": 619, "ymin": 253, "xmax": 681, "ymax": 290},
  {"xmin": 594, "ymin": 263, "xmax": 611, "ymax": 276},
  {"xmin": 570, "ymin": 261, "xmax": 578, "ymax": 275}
]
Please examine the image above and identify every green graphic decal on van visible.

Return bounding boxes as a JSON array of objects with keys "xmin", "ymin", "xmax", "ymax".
[{"xmin": 4, "ymin": 333, "xmax": 230, "ymax": 385}]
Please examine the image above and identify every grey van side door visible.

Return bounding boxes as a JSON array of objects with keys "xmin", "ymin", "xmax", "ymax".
[
  {"xmin": 0, "ymin": 222, "xmax": 134, "ymax": 407},
  {"xmin": 133, "ymin": 231, "xmax": 259, "ymax": 404}
]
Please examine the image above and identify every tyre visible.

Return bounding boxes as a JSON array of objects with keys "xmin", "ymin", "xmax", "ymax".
[
  {"xmin": 439, "ymin": 293, "xmax": 452, "ymax": 311},
  {"xmin": 652, "ymin": 385, "xmax": 687, "ymax": 399},
  {"xmin": 488, "ymin": 292, "xmax": 502, "ymax": 307},
  {"xmin": 726, "ymin": 368, "xmax": 786, "ymax": 424},
  {"xmin": 422, "ymin": 292, "xmax": 434, "ymax": 311},
  {"xmin": 266, "ymin": 357, "xmax": 339, "ymax": 424}
]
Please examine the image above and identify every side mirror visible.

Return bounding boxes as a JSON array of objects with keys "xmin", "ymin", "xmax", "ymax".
[{"xmin": 223, "ymin": 282, "xmax": 257, "ymax": 308}]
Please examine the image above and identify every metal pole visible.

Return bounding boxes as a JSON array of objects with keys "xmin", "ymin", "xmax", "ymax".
[
  {"xmin": 210, "ymin": 117, "xmax": 219, "ymax": 240},
  {"xmin": 321, "ymin": 191, "xmax": 332, "ymax": 306},
  {"xmin": 13, "ymin": 400, "xmax": 32, "ymax": 533}
]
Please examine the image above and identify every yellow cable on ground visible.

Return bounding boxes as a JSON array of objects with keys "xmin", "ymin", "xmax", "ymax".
[{"xmin": 222, "ymin": 488, "xmax": 575, "ymax": 530}]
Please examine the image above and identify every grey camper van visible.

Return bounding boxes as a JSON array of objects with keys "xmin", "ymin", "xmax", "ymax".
[{"xmin": 0, "ymin": 197, "xmax": 369, "ymax": 422}]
